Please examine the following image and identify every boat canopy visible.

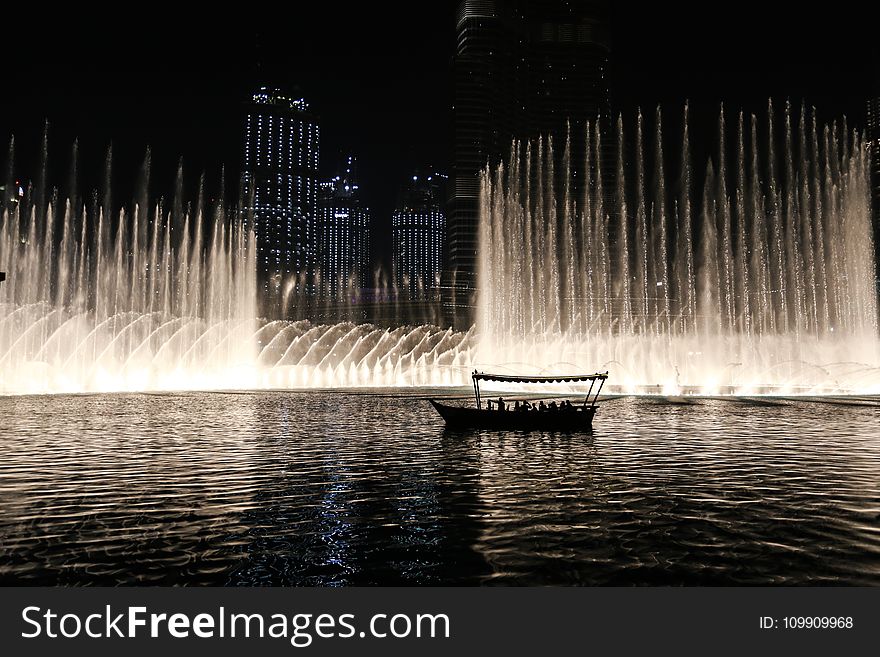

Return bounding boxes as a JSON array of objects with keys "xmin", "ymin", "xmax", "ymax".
[
  {"xmin": 472, "ymin": 371, "xmax": 608, "ymax": 384},
  {"xmin": 470, "ymin": 370, "xmax": 609, "ymax": 410}
]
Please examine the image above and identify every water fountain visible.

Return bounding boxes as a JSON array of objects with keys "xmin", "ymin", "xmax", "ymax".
[
  {"xmin": 477, "ymin": 101, "xmax": 880, "ymax": 393},
  {"xmin": 2, "ymin": 100, "xmax": 878, "ymax": 395},
  {"xmin": 0, "ymin": 146, "xmax": 260, "ymax": 393},
  {"xmin": 0, "ymin": 145, "xmax": 474, "ymax": 394}
]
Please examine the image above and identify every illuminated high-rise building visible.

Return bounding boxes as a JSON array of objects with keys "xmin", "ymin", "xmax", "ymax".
[
  {"xmin": 446, "ymin": 0, "xmax": 611, "ymax": 327},
  {"xmin": 241, "ymin": 86, "xmax": 320, "ymax": 308},
  {"xmin": 393, "ymin": 171, "xmax": 447, "ymax": 301},
  {"xmin": 316, "ymin": 155, "xmax": 372, "ymax": 300}
]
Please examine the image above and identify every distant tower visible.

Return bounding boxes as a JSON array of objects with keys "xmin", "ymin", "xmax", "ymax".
[
  {"xmin": 241, "ymin": 86, "xmax": 320, "ymax": 311},
  {"xmin": 446, "ymin": 0, "xmax": 611, "ymax": 327},
  {"xmin": 393, "ymin": 171, "xmax": 447, "ymax": 301},
  {"xmin": 316, "ymin": 155, "xmax": 372, "ymax": 299}
]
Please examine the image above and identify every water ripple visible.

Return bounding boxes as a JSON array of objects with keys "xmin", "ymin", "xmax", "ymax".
[{"xmin": 0, "ymin": 392, "xmax": 878, "ymax": 585}]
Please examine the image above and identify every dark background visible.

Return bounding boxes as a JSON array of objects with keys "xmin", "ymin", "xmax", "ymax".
[{"xmin": 1, "ymin": 1, "xmax": 877, "ymax": 258}]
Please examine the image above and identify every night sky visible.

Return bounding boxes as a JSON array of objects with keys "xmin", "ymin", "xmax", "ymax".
[{"xmin": 2, "ymin": 1, "xmax": 876, "ymax": 265}]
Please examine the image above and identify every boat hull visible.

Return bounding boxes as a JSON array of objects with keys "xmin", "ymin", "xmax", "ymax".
[{"xmin": 429, "ymin": 400, "xmax": 596, "ymax": 431}]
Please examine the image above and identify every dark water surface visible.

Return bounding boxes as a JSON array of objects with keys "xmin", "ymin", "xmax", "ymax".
[{"xmin": 0, "ymin": 391, "xmax": 878, "ymax": 585}]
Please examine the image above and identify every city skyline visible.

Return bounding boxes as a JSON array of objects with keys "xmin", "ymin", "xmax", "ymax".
[{"xmin": 1, "ymin": 2, "xmax": 873, "ymax": 233}]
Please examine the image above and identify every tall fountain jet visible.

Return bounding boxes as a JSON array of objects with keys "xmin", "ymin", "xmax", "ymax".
[
  {"xmin": 0, "ymin": 148, "xmax": 260, "ymax": 394},
  {"xmin": 477, "ymin": 102, "xmax": 880, "ymax": 394}
]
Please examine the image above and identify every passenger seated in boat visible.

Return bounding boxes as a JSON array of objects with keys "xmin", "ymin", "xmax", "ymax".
[
  {"xmin": 562, "ymin": 400, "xmax": 574, "ymax": 412},
  {"xmin": 487, "ymin": 400, "xmax": 494, "ymax": 411},
  {"xmin": 497, "ymin": 397, "xmax": 505, "ymax": 411},
  {"xmin": 549, "ymin": 401, "xmax": 558, "ymax": 411},
  {"xmin": 538, "ymin": 401, "xmax": 546, "ymax": 412},
  {"xmin": 514, "ymin": 400, "xmax": 520, "ymax": 412}
]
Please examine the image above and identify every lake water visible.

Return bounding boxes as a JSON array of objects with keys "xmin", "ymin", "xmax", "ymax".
[{"xmin": 0, "ymin": 391, "xmax": 878, "ymax": 585}]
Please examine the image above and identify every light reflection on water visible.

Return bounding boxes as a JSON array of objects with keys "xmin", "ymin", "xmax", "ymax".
[{"xmin": 0, "ymin": 391, "xmax": 878, "ymax": 585}]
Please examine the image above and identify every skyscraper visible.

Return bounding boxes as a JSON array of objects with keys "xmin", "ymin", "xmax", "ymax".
[
  {"xmin": 241, "ymin": 86, "xmax": 320, "ymax": 311},
  {"xmin": 316, "ymin": 155, "xmax": 372, "ymax": 300},
  {"xmin": 446, "ymin": 0, "xmax": 611, "ymax": 327},
  {"xmin": 393, "ymin": 171, "xmax": 447, "ymax": 301}
]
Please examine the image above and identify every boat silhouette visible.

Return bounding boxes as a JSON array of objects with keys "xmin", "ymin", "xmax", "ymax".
[{"xmin": 430, "ymin": 370, "xmax": 608, "ymax": 431}]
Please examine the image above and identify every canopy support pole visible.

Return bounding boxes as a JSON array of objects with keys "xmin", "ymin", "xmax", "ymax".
[
  {"xmin": 583, "ymin": 378, "xmax": 596, "ymax": 407},
  {"xmin": 590, "ymin": 373, "xmax": 607, "ymax": 407},
  {"xmin": 472, "ymin": 372, "xmax": 481, "ymax": 409}
]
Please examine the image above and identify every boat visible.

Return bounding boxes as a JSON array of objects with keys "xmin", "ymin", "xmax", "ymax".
[{"xmin": 430, "ymin": 370, "xmax": 608, "ymax": 431}]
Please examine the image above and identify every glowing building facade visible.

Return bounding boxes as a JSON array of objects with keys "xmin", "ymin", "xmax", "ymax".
[
  {"xmin": 392, "ymin": 172, "xmax": 447, "ymax": 301},
  {"xmin": 241, "ymin": 87, "xmax": 320, "ymax": 304},
  {"xmin": 316, "ymin": 156, "xmax": 372, "ymax": 299}
]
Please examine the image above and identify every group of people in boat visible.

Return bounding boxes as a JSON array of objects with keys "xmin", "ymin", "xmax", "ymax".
[{"xmin": 485, "ymin": 397, "xmax": 580, "ymax": 413}]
